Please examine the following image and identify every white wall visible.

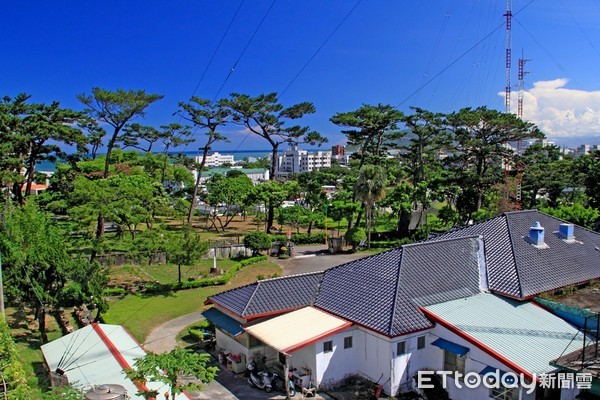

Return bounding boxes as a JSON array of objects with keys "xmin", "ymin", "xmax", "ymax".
[{"xmin": 314, "ymin": 327, "xmax": 364, "ymax": 389}]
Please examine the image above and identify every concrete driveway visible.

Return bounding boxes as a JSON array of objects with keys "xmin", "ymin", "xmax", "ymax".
[{"xmin": 275, "ymin": 244, "xmax": 370, "ymax": 276}]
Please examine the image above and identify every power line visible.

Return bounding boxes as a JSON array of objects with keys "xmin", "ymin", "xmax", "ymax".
[
  {"xmin": 278, "ymin": 0, "xmax": 363, "ymax": 100},
  {"xmin": 212, "ymin": 0, "xmax": 279, "ymax": 102},
  {"xmin": 395, "ymin": 0, "xmax": 536, "ymax": 109},
  {"xmin": 189, "ymin": 0, "xmax": 247, "ymax": 102}
]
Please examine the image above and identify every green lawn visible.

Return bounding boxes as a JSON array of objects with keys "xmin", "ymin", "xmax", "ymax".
[
  {"xmin": 108, "ymin": 258, "xmax": 239, "ymax": 285},
  {"xmin": 103, "ymin": 259, "xmax": 282, "ymax": 342}
]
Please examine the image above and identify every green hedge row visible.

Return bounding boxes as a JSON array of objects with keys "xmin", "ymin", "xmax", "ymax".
[
  {"xmin": 143, "ymin": 255, "xmax": 268, "ymax": 294},
  {"xmin": 272, "ymin": 232, "xmax": 326, "ymax": 245},
  {"xmin": 369, "ymin": 238, "xmax": 414, "ymax": 249}
]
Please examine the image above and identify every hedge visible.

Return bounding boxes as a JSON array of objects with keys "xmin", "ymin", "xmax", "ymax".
[
  {"xmin": 369, "ymin": 238, "xmax": 414, "ymax": 249},
  {"xmin": 143, "ymin": 255, "xmax": 268, "ymax": 294},
  {"xmin": 272, "ymin": 232, "xmax": 325, "ymax": 245}
]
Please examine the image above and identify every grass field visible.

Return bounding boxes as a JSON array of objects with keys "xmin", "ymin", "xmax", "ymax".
[
  {"xmin": 102, "ymin": 258, "xmax": 282, "ymax": 342},
  {"xmin": 107, "ymin": 258, "xmax": 240, "ymax": 286}
]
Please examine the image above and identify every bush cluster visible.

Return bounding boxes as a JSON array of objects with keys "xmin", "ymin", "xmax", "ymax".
[
  {"xmin": 143, "ymin": 255, "xmax": 267, "ymax": 294},
  {"xmin": 272, "ymin": 232, "xmax": 325, "ymax": 245}
]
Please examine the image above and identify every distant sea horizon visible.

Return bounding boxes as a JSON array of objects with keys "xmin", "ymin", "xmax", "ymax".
[{"xmin": 35, "ymin": 148, "xmax": 325, "ymax": 172}]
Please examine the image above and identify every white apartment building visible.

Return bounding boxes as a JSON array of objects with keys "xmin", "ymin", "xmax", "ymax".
[
  {"xmin": 276, "ymin": 146, "xmax": 332, "ymax": 177},
  {"xmin": 194, "ymin": 152, "xmax": 235, "ymax": 167}
]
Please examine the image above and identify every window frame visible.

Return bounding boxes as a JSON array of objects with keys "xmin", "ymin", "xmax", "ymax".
[
  {"xmin": 443, "ymin": 350, "xmax": 466, "ymax": 375},
  {"xmin": 323, "ymin": 340, "xmax": 333, "ymax": 353},
  {"xmin": 397, "ymin": 341, "xmax": 406, "ymax": 356},
  {"xmin": 343, "ymin": 336, "xmax": 353, "ymax": 349},
  {"xmin": 489, "ymin": 386, "xmax": 519, "ymax": 400},
  {"xmin": 417, "ymin": 335, "xmax": 426, "ymax": 350}
]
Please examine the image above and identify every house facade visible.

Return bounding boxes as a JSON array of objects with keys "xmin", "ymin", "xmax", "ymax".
[{"xmin": 204, "ymin": 210, "xmax": 600, "ymax": 399}]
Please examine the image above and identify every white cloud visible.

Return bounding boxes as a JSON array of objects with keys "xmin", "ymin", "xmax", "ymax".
[{"xmin": 500, "ymin": 78, "xmax": 600, "ymax": 137}]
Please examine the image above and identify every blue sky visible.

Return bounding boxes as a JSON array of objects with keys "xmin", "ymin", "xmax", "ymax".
[{"xmin": 2, "ymin": 1, "xmax": 600, "ymax": 151}]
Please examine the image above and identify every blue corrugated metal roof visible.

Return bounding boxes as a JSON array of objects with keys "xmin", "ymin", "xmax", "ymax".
[
  {"xmin": 202, "ymin": 308, "xmax": 243, "ymax": 336},
  {"xmin": 431, "ymin": 337, "xmax": 470, "ymax": 356}
]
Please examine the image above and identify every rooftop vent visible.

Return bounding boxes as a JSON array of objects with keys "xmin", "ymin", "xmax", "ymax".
[
  {"xmin": 85, "ymin": 384, "xmax": 127, "ymax": 400},
  {"xmin": 529, "ymin": 221, "xmax": 545, "ymax": 247},
  {"xmin": 559, "ymin": 223, "xmax": 575, "ymax": 241}
]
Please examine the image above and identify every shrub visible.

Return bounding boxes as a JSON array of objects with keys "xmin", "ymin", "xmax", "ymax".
[
  {"xmin": 103, "ymin": 287, "xmax": 126, "ymax": 297},
  {"xmin": 142, "ymin": 255, "xmax": 268, "ymax": 294},
  {"xmin": 345, "ymin": 227, "xmax": 366, "ymax": 250},
  {"xmin": 273, "ymin": 232, "xmax": 325, "ymax": 245},
  {"xmin": 58, "ymin": 283, "xmax": 85, "ymax": 306},
  {"xmin": 244, "ymin": 232, "xmax": 272, "ymax": 255},
  {"xmin": 188, "ymin": 328, "xmax": 204, "ymax": 342}
]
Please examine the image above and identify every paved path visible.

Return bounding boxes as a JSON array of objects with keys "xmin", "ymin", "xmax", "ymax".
[{"xmin": 145, "ymin": 311, "xmax": 205, "ymax": 354}]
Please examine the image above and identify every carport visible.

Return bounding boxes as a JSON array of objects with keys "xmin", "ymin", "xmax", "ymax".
[{"xmin": 244, "ymin": 306, "xmax": 352, "ymax": 395}]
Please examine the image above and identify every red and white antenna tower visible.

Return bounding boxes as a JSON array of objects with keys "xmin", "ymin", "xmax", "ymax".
[{"xmin": 504, "ymin": 0, "xmax": 512, "ymax": 113}]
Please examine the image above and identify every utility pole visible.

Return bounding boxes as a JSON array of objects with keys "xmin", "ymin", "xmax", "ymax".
[{"xmin": 504, "ymin": 0, "xmax": 512, "ymax": 113}]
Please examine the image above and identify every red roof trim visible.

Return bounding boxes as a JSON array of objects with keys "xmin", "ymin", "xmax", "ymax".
[
  {"xmin": 419, "ymin": 309, "xmax": 536, "ymax": 382},
  {"xmin": 91, "ymin": 323, "xmax": 154, "ymax": 397}
]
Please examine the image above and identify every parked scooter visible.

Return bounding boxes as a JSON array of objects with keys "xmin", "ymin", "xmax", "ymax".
[
  {"xmin": 246, "ymin": 362, "xmax": 273, "ymax": 393},
  {"xmin": 271, "ymin": 371, "xmax": 296, "ymax": 397}
]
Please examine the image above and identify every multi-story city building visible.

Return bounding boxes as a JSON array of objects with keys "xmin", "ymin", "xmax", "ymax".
[
  {"xmin": 276, "ymin": 146, "xmax": 332, "ymax": 177},
  {"xmin": 194, "ymin": 152, "xmax": 235, "ymax": 167}
]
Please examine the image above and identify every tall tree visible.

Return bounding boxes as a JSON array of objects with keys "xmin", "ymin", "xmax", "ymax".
[
  {"xmin": 444, "ymin": 107, "xmax": 543, "ymax": 219},
  {"xmin": 0, "ymin": 94, "xmax": 33, "ymax": 204},
  {"xmin": 331, "ymin": 104, "xmax": 405, "ymax": 169},
  {"xmin": 159, "ymin": 123, "xmax": 193, "ymax": 183},
  {"xmin": 205, "ymin": 173, "xmax": 254, "ymax": 231},
  {"xmin": 21, "ymin": 102, "xmax": 88, "ymax": 197},
  {"xmin": 518, "ymin": 144, "xmax": 571, "ymax": 208},
  {"xmin": 225, "ymin": 93, "xmax": 326, "ymax": 179},
  {"xmin": 1, "ymin": 202, "xmax": 76, "ymax": 342},
  {"xmin": 355, "ymin": 165, "xmax": 387, "ymax": 248},
  {"xmin": 224, "ymin": 93, "xmax": 326, "ymax": 229},
  {"xmin": 77, "ymin": 88, "xmax": 163, "ymax": 241},
  {"xmin": 176, "ymin": 97, "xmax": 230, "ymax": 225},
  {"xmin": 122, "ymin": 123, "xmax": 163, "ymax": 153},
  {"xmin": 330, "ymin": 104, "xmax": 403, "ymax": 228},
  {"xmin": 400, "ymin": 107, "xmax": 449, "ymax": 228}
]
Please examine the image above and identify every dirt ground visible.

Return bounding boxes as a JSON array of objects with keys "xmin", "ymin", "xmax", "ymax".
[{"xmin": 550, "ymin": 283, "xmax": 600, "ymax": 313}]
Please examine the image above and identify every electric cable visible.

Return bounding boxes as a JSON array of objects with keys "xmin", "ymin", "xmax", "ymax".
[
  {"xmin": 212, "ymin": 0, "xmax": 278, "ymax": 102},
  {"xmin": 278, "ymin": 0, "xmax": 363, "ymax": 100},
  {"xmin": 395, "ymin": 0, "xmax": 536, "ymax": 109}
]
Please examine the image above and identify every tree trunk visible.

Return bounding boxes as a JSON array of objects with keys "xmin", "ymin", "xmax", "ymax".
[
  {"xmin": 187, "ymin": 148, "xmax": 209, "ymax": 225},
  {"xmin": 397, "ymin": 208, "xmax": 410, "ymax": 237},
  {"xmin": 266, "ymin": 200, "xmax": 275, "ymax": 233},
  {"xmin": 12, "ymin": 182, "xmax": 24, "ymax": 205},
  {"xmin": 25, "ymin": 157, "xmax": 36, "ymax": 197},
  {"xmin": 37, "ymin": 306, "xmax": 48, "ymax": 344}
]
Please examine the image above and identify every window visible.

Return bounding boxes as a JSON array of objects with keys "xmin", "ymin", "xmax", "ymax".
[
  {"xmin": 344, "ymin": 336, "xmax": 353, "ymax": 349},
  {"xmin": 417, "ymin": 335, "xmax": 426, "ymax": 350},
  {"xmin": 323, "ymin": 340, "xmax": 333, "ymax": 353},
  {"xmin": 443, "ymin": 350, "xmax": 466, "ymax": 375},
  {"xmin": 489, "ymin": 386, "xmax": 519, "ymax": 400},
  {"xmin": 397, "ymin": 341, "xmax": 406, "ymax": 355}
]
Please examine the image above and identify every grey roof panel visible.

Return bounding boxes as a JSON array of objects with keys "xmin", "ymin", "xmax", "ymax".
[
  {"xmin": 209, "ymin": 272, "xmax": 323, "ymax": 318},
  {"xmin": 315, "ymin": 248, "xmax": 404, "ymax": 334},
  {"xmin": 243, "ymin": 272, "xmax": 323, "ymax": 316},
  {"xmin": 427, "ymin": 215, "xmax": 522, "ymax": 297},
  {"xmin": 505, "ymin": 211, "xmax": 600, "ymax": 297},
  {"xmin": 399, "ymin": 236, "xmax": 483, "ymax": 306}
]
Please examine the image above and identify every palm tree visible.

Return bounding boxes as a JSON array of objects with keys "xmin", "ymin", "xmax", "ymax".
[{"xmin": 355, "ymin": 165, "xmax": 387, "ymax": 248}]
